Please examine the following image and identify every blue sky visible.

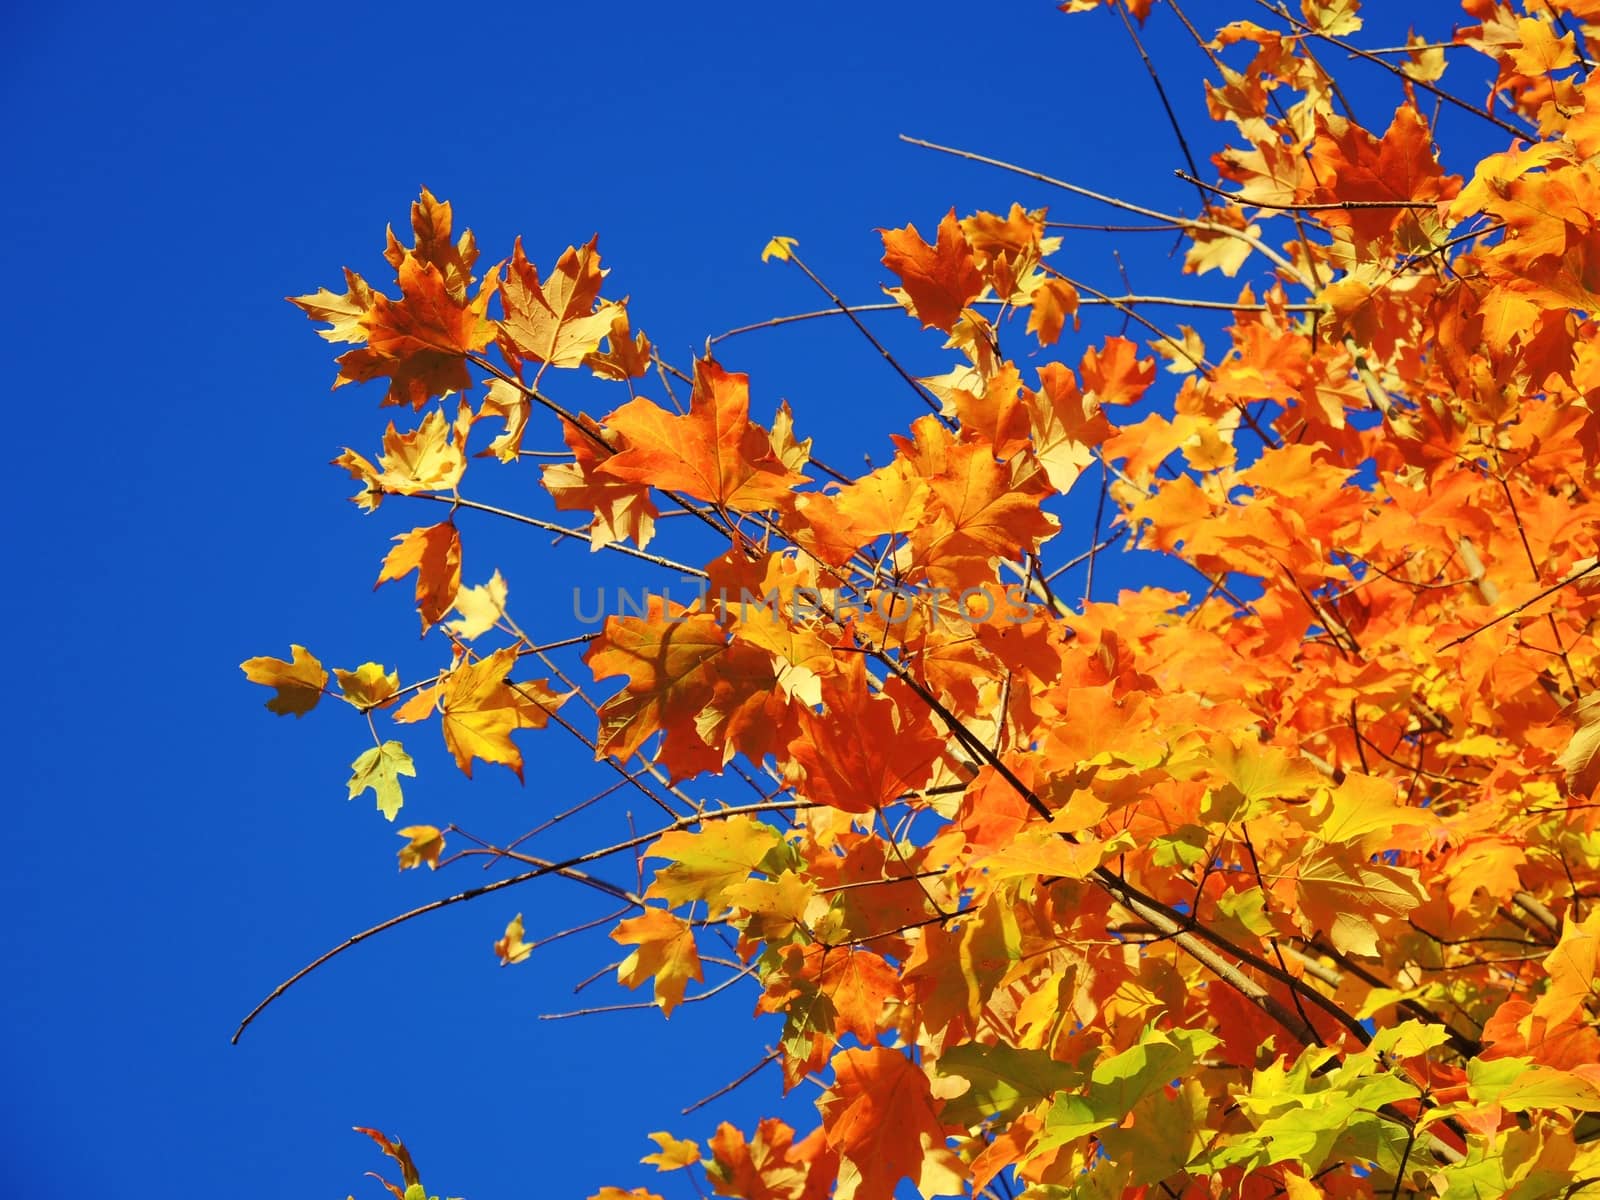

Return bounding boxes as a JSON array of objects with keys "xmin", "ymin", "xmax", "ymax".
[{"xmin": 4, "ymin": 3, "xmax": 1492, "ymax": 1197}]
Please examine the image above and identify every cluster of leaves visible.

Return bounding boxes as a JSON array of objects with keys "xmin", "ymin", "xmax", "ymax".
[{"xmin": 245, "ymin": 1, "xmax": 1600, "ymax": 1197}]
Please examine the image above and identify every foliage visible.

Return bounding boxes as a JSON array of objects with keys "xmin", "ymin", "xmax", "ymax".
[{"xmin": 245, "ymin": 2, "xmax": 1600, "ymax": 1196}]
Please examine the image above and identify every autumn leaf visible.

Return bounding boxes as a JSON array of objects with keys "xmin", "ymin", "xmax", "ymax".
[
  {"xmin": 880, "ymin": 209, "xmax": 984, "ymax": 333},
  {"xmin": 640, "ymin": 1132, "xmax": 700, "ymax": 1171},
  {"xmin": 376, "ymin": 522, "xmax": 462, "ymax": 630},
  {"xmin": 542, "ymin": 414, "xmax": 660, "ymax": 551},
  {"xmin": 347, "ymin": 740, "xmax": 416, "ymax": 821},
  {"xmin": 1025, "ymin": 277, "xmax": 1080, "ymax": 346},
  {"xmin": 333, "ymin": 662, "xmax": 400, "ymax": 710},
  {"xmin": 762, "ymin": 235, "xmax": 799, "ymax": 263},
  {"xmin": 583, "ymin": 311, "xmax": 654, "ymax": 382},
  {"xmin": 645, "ymin": 815, "xmax": 784, "ymax": 910},
  {"xmin": 494, "ymin": 913, "xmax": 533, "ymax": 965},
  {"xmin": 396, "ymin": 825, "xmax": 445, "ymax": 871},
  {"xmin": 444, "ymin": 571, "xmax": 508, "ymax": 641},
  {"xmin": 597, "ymin": 358, "xmax": 807, "ymax": 511},
  {"xmin": 819, "ymin": 1047, "xmax": 962, "ymax": 1200},
  {"xmin": 1556, "ymin": 692, "xmax": 1600, "ymax": 797},
  {"xmin": 336, "ymin": 254, "xmax": 496, "ymax": 409},
  {"xmin": 498, "ymin": 236, "xmax": 620, "ymax": 370},
  {"xmin": 240, "ymin": 645, "xmax": 328, "ymax": 717},
  {"xmin": 611, "ymin": 908, "xmax": 703, "ymax": 1016}
]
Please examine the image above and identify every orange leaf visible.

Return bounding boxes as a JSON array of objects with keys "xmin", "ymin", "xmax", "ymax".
[
  {"xmin": 499, "ymin": 236, "xmax": 621, "ymax": 369},
  {"xmin": 375, "ymin": 521, "xmax": 461, "ymax": 630},
  {"xmin": 819, "ymin": 1047, "xmax": 961, "ymax": 1200},
  {"xmin": 338, "ymin": 254, "xmax": 496, "ymax": 408},
  {"xmin": 598, "ymin": 358, "xmax": 806, "ymax": 511},
  {"xmin": 880, "ymin": 209, "xmax": 984, "ymax": 333}
]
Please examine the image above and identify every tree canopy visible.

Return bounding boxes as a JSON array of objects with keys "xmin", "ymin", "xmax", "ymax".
[{"xmin": 244, "ymin": 2, "xmax": 1600, "ymax": 1197}]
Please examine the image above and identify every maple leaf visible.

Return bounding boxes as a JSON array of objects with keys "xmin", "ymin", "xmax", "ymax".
[
  {"xmin": 394, "ymin": 647, "xmax": 564, "ymax": 780},
  {"xmin": 289, "ymin": 267, "xmax": 377, "ymax": 344},
  {"xmin": 542, "ymin": 414, "xmax": 659, "ymax": 551},
  {"xmin": 347, "ymin": 740, "xmax": 416, "ymax": 821},
  {"xmin": 819, "ymin": 1047, "xmax": 963, "ymax": 1200},
  {"xmin": 707, "ymin": 1119, "xmax": 837, "ymax": 1200},
  {"xmin": 240, "ymin": 645, "xmax": 328, "ymax": 717},
  {"xmin": 375, "ymin": 522, "xmax": 462, "ymax": 631},
  {"xmin": 1024, "ymin": 276, "xmax": 1079, "ymax": 346},
  {"xmin": 384, "ymin": 186, "xmax": 479, "ymax": 299},
  {"xmin": 1556, "ymin": 692, "xmax": 1600, "ymax": 797},
  {"xmin": 333, "ymin": 662, "xmax": 400, "ymax": 710},
  {"xmin": 880, "ymin": 209, "xmax": 984, "ymax": 333},
  {"xmin": 640, "ymin": 1132, "xmax": 700, "ymax": 1172},
  {"xmin": 785, "ymin": 661, "xmax": 945, "ymax": 814},
  {"xmin": 1294, "ymin": 847, "xmax": 1428, "ymax": 957},
  {"xmin": 1023, "ymin": 361, "xmax": 1109, "ymax": 494},
  {"xmin": 611, "ymin": 908, "xmax": 704, "ymax": 1016},
  {"xmin": 1080, "ymin": 335, "xmax": 1155, "ymax": 406},
  {"xmin": 645, "ymin": 815, "xmax": 784, "ymax": 910},
  {"xmin": 761, "ymin": 235, "xmax": 799, "ymax": 263},
  {"xmin": 336, "ymin": 254, "xmax": 496, "ymax": 409},
  {"xmin": 584, "ymin": 311, "xmax": 654, "ymax": 381},
  {"xmin": 494, "ymin": 913, "xmax": 533, "ymax": 965},
  {"xmin": 1511, "ymin": 17, "xmax": 1578, "ymax": 77},
  {"xmin": 1534, "ymin": 908, "xmax": 1600, "ymax": 1026},
  {"xmin": 444, "ymin": 571, "xmax": 508, "ymax": 641},
  {"xmin": 498, "ymin": 236, "xmax": 620, "ymax": 371},
  {"xmin": 598, "ymin": 359, "xmax": 807, "ymax": 511},
  {"xmin": 396, "ymin": 825, "xmax": 445, "ymax": 871},
  {"xmin": 369, "ymin": 408, "xmax": 468, "ymax": 495}
]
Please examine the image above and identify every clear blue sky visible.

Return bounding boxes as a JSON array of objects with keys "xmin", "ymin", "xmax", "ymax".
[{"xmin": 4, "ymin": 3, "xmax": 1490, "ymax": 1197}]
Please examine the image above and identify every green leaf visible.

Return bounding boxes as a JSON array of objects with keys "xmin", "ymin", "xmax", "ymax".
[
  {"xmin": 348, "ymin": 740, "xmax": 417, "ymax": 821},
  {"xmin": 1033, "ymin": 1026, "xmax": 1218, "ymax": 1157},
  {"xmin": 933, "ymin": 1042, "xmax": 1086, "ymax": 1128}
]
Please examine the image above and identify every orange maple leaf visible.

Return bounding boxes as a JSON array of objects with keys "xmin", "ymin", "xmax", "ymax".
[
  {"xmin": 336, "ymin": 255, "xmax": 496, "ymax": 409},
  {"xmin": 375, "ymin": 521, "xmax": 462, "ymax": 630},
  {"xmin": 819, "ymin": 1047, "xmax": 961, "ymax": 1200},
  {"xmin": 498, "ymin": 236, "xmax": 620, "ymax": 371},
  {"xmin": 880, "ymin": 209, "xmax": 985, "ymax": 333},
  {"xmin": 597, "ymin": 358, "xmax": 806, "ymax": 511}
]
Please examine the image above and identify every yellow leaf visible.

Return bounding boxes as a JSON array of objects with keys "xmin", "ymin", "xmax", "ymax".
[
  {"xmin": 241, "ymin": 645, "xmax": 328, "ymax": 717},
  {"xmin": 1557, "ymin": 693, "xmax": 1600, "ymax": 797},
  {"xmin": 396, "ymin": 825, "xmax": 444, "ymax": 870},
  {"xmin": 640, "ymin": 1131, "xmax": 701, "ymax": 1171},
  {"xmin": 494, "ymin": 913, "xmax": 533, "ymax": 965},
  {"xmin": 612, "ymin": 909, "xmax": 703, "ymax": 1016},
  {"xmin": 347, "ymin": 741, "xmax": 415, "ymax": 821},
  {"xmin": 445, "ymin": 571, "xmax": 509, "ymax": 641},
  {"xmin": 1511, "ymin": 16, "xmax": 1578, "ymax": 76},
  {"xmin": 333, "ymin": 662, "xmax": 400, "ymax": 710},
  {"xmin": 761, "ymin": 235, "xmax": 799, "ymax": 263},
  {"xmin": 645, "ymin": 816, "xmax": 784, "ymax": 909}
]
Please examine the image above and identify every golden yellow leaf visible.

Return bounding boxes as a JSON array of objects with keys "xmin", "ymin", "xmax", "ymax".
[
  {"xmin": 640, "ymin": 1131, "xmax": 701, "ymax": 1171},
  {"xmin": 396, "ymin": 825, "xmax": 445, "ymax": 870},
  {"xmin": 240, "ymin": 645, "xmax": 328, "ymax": 717},
  {"xmin": 761, "ymin": 235, "xmax": 799, "ymax": 263},
  {"xmin": 494, "ymin": 913, "xmax": 533, "ymax": 965},
  {"xmin": 333, "ymin": 662, "xmax": 399, "ymax": 710}
]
